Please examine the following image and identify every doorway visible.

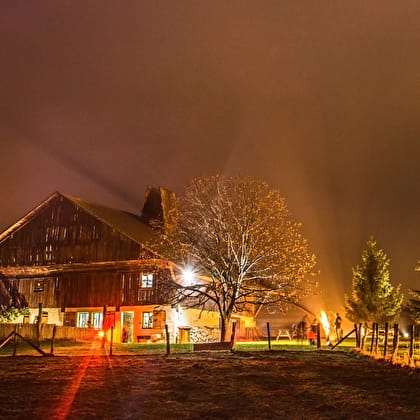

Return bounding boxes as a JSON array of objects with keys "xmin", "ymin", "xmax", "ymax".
[
  {"xmin": 178, "ymin": 327, "xmax": 191, "ymax": 343},
  {"xmin": 121, "ymin": 311, "xmax": 134, "ymax": 343}
]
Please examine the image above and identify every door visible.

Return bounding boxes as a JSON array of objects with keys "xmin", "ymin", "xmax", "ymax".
[
  {"xmin": 121, "ymin": 311, "xmax": 134, "ymax": 343},
  {"xmin": 178, "ymin": 327, "xmax": 191, "ymax": 343}
]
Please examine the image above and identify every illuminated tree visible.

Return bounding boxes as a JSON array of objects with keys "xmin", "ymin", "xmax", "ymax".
[
  {"xmin": 0, "ymin": 275, "xmax": 29, "ymax": 322},
  {"xmin": 406, "ymin": 289, "xmax": 420, "ymax": 323},
  {"xmin": 0, "ymin": 306, "xmax": 29, "ymax": 323},
  {"xmin": 345, "ymin": 237, "xmax": 403, "ymax": 324},
  {"xmin": 406, "ymin": 263, "xmax": 420, "ymax": 323},
  {"xmin": 156, "ymin": 175, "xmax": 317, "ymax": 341}
]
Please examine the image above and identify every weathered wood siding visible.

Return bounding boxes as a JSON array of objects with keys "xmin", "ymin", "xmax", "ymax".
[
  {"xmin": 3, "ymin": 266, "xmax": 174, "ymax": 308},
  {"xmin": 0, "ymin": 195, "xmax": 175, "ymax": 308},
  {"xmin": 120, "ymin": 267, "xmax": 174, "ymax": 306},
  {"xmin": 6, "ymin": 277, "xmax": 58, "ymax": 307},
  {"xmin": 0, "ymin": 194, "xmax": 140, "ymax": 266}
]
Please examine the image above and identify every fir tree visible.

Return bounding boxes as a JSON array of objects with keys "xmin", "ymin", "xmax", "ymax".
[
  {"xmin": 345, "ymin": 236, "xmax": 403, "ymax": 324},
  {"xmin": 406, "ymin": 262, "xmax": 419, "ymax": 322},
  {"xmin": 406, "ymin": 289, "xmax": 420, "ymax": 323}
]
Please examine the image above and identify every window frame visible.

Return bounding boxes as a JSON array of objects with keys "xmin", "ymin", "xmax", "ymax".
[
  {"xmin": 141, "ymin": 273, "xmax": 154, "ymax": 288},
  {"xmin": 142, "ymin": 312, "xmax": 153, "ymax": 329},
  {"xmin": 77, "ymin": 312, "xmax": 90, "ymax": 328}
]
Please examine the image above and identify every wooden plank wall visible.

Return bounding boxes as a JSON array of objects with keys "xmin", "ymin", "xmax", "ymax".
[
  {"xmin": 0, "ymin": 323, "xmax": 96, "ymax": 341},
  {"xmin": 0, "ymin": 195, "xmax": 140, "ymax": 267}
]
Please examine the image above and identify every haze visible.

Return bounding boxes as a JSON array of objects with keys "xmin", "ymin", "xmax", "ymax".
[{"xmin": 1, "ymin": 1, "xmax": 419, "ymax": 311}]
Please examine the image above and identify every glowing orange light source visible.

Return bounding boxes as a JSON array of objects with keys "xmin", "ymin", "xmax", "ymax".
[
  {"xmin": 319, "ymin": 310, "xmax": 330, "ymax": 338},
  {"xmin": 181, "ymin": 266, "xmax": 195, "ymax": 285},
  {"xmin": 97, "ymin": 330, "xmax": 105, "ymax": 339}
]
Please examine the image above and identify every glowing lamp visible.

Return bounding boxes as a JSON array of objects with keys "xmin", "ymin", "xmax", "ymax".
[{"xmin": 181, "ymin": 266, "xmax": 195, "ymax": 285}]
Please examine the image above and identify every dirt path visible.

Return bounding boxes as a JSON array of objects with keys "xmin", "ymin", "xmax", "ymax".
[{"xmin": 0, "ymin": 350, "xmax": 418, "ymax": 419}]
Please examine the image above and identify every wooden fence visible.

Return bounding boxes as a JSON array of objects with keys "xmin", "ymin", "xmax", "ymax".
[
  {"xmin": 0, "ymin": 323, "xmax": 96, "ymax": 341},
  {"xmin": 353, "ymin": 322, "xmax": 419, "ymax": 365}
]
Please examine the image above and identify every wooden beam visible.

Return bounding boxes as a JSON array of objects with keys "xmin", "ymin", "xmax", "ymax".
[{"xmin": 0, "ymin": 259, "xmax": 170, "ymax": 278}]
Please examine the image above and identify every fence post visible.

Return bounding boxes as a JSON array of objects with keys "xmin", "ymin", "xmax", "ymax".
[
  {"xmin": 37, "ymin": 302, "xmax": 43, "ymax": 347},
  {"xmin": 50, "ymin": 325, "xmax": 57, "ymax": 355},
  {"xmin": 354, "ymin": 324, "xmax": 360, "ymax": 348},
  {"xmin": 391, "ymin": 323, "xmax": 399, "ymax": 360},
  {"xmin": 109, "ymin": 326, "xmax": 114, "ymax": 357},
  {"xmin": 316, "ymin": 323, "xmax": 321, "ymax": 349},
  {"xmin": 369, "ymin": 322, "xmax": 375, "ymax": 354},
  {"xmin": 165, "ymin": 324, "xmax": 170, "ymax": 356},
  {"xmin": 383, "ymin": 322, "xmax": 389, "ymax": 358},
  {"xmin": 409, "ymin": 324, "xmax": 415, "ymax": 361},
  {"xmin": 374, "ymin": 323, "xmax": 380, "ymax": 355},
  {"xmin": 266, "ymin": 322, "xmax": 271, "ymax": 351}
]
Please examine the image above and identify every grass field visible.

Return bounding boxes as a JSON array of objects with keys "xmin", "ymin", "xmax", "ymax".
[
  {"xmin": 0, "ymin": 346, "xmax": 418, "ymax": 419},
  {"xmin": 1, "ymin": 336, "xmax": 418, "ymax": 367}
]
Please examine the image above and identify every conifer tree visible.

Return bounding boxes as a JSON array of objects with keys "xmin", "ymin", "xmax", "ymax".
[
  {"xmin": 406, "ymin": 264, "xmax": 420, "ymax": 322},
  {"xmin": 406, "ymin": 289, "xmax": 420, "ymax": 323},
  {"xmin": 344, "ymin": 236, "xmax": 403, "ymax": 323}
]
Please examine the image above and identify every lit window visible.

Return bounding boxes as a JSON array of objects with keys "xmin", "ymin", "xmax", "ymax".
[
  {"xmin": 142, "ymin": 312, "xmax": 153, "ymax": 329},
  {"xmin": 77, "ymin": 312, "xmax": 89, "ymax": 328},
  {"xmin": 141, "ymin": 274, "xmax": 153, "ymax": 288},
  {"xmin": 77, "ymin": 312, "xmax": 102, "ymax": 328},
  {"xmin": 92, "ymin": 312, "xmax": 103, "ymax": 329}
]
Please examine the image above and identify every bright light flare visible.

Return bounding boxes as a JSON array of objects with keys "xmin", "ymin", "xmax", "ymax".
[
  {"xmin": 319, "ymin": 311, "xmax": 330, "ymax": 338},
  {"xmin": 97, "ymin": 330, "xmax": 105, "ymax": 339},
  {"xmin": 181, "ymin": 266, "xmax": 195, "ymax": 285}
]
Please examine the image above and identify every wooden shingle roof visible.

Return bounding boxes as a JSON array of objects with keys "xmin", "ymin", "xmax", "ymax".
[
  {"xmin": 63, "ymin": 193, "xmax": 159, "ymax": 246},
  {"xmin": 0, "ymin": 191, "xmax": 164, "ymax": 249}
]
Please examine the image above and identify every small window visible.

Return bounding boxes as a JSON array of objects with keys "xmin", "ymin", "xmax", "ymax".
[
  {"xmin": 64, "ymin": 312, "xmax": 76, "ymax": 327},
  {"xmin": 77, "ymin": 312, "xmax": 90, "ymax": 328},
  {"xmin": 45, "ymin": 244, "xmax": 52, "ymax": 263},
  {"xmin": 142, "ymin": 312, "xmax": 153, "ymax": 329},
  {"xmin": 141, "ymin": 274, "xmax": 153, "ymax": 288},
  {"xmin": 92, "ymin": 312, "xmax": 103, "ymax": 329},
  {"xmin": 34, "ymin": 279, "xmax": 44, "ymax": 292}
]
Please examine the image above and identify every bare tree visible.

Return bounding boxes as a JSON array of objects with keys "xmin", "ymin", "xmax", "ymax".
[{"xmin": 156, "ymin": 175, "xmax": 317, "ymax": 341}]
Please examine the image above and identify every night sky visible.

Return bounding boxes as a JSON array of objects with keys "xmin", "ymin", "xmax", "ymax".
[{"xmin": 1, "ymin": 1, "xmax": 419, "ymax": 312}]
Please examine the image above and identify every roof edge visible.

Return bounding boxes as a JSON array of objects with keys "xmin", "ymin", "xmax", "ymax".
[{"xmin": 0, "ymin": 192, "xmax": 62, "ymax": 243}]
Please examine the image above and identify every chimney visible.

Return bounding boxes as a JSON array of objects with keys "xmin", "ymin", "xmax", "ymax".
[{"xmin": 140, "ymin": 187, "xmax": 177, "ymax": 234}]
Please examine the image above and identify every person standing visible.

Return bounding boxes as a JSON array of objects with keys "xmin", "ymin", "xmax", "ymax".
[{"xmin": 334, "ymin": 313, "xmax": 343, "ymax": 341}]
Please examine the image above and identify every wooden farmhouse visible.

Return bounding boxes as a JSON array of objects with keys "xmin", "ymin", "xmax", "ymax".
[{"xmin": 0, "ymin": 188, "xmax": 255, "ymax": 343}]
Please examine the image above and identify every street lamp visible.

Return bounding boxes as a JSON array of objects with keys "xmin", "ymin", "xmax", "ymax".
[{"xmin": 181, "ymin": 266, "xmax": 195, "ymax": 285}]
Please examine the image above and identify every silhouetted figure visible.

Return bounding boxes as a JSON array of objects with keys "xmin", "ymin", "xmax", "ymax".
[
  {"xmin": 307, "ymin": 329, "xmax": 316, "ymax": 345},
  {"xmin": 334, "ymin": 313, "xmax": 343, "ymax": 341},
  {"xmin": 122, "ymin": 326, "xmax": 128, "ymax": 343}
]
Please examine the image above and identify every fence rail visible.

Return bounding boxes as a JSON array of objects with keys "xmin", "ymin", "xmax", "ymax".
[{"xmin": 0, "ymin": 323, "xmax": 95, "ymax": 341}]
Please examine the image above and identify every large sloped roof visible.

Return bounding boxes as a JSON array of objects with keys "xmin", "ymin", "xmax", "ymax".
[
  {"xmin": 0, "ymin": 193, "xmax": 59, "ymax": 244},
  {"xmin": 0, "ymin": 192, "xmax": 161, "ymax": 250},
  {"xmin": 63, "ymin": 193, "xmax": 160, "ymax": 246}
]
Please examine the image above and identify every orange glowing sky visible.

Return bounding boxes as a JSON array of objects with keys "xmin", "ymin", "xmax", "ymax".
[{"xmin": 1, "ymin": 1, "xmax": 419, "ymax": 311}]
